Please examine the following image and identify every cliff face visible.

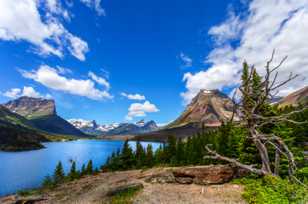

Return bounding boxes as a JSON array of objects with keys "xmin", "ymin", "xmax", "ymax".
[
  {"xmin": 4, "ymin": 96, "xmax": 56, "ymax": 119},
  {"xmin": 169, "ymin": 89, "xmax": 237, "ymax": 128}
]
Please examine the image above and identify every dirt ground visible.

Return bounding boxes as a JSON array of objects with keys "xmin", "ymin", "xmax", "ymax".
[
  {"xmin": 134, "ymin": 183, "xmax": 245, "ymax": 204},
  {"xmin": 0, "ymin": 167, "xmax": 246, "ymax": 204}
]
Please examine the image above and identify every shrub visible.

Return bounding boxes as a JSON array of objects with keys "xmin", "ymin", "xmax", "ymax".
[
  {"xmin": 237, "ymin": 175, "xmax": 308, "ymax": 204},
  {"xmin": 295, "ymin": 167, "xmax": 308, "ymax": 183}
]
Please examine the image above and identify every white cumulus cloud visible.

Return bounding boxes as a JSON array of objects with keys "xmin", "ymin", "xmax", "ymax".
[
  {"xmin": 20, "ymin": 65, "xmax": 112, "ymax": 100},
  {"xmin": 126, "ymin": 101, "xmax": 159, "ymax": 120},
  {"xmin": 182, "ymin": 0, "xmax": 308, "ymax": 103},
  {"xmin": 3, "ymin": 86, "xmax": 51, "ymax": 99},
  {"xmin": 0, "ymin": 0, "xmax": 88, "ymax": 60},
  {"xmin": 121, "ymin": 92, "xmax": 146, "ymax": 100}
]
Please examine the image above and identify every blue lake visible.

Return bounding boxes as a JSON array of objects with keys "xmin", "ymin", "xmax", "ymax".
[{"xmin": 0, "ymin": 139, "xmax": 161, "ymax": 196}]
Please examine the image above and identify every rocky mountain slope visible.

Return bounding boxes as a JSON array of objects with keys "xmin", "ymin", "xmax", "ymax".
[
  {"xmin": 3, "ymin": 97, "xmax": 86, "ymax": 137},
  {"xmin": 0, "ymin": 105, "xmax": 49, "ymax": 151},
  {"xmin": 168, "ymin": 90, "xmax": 237, "ymax": 128},
  {"xmin": 4, "ymin": 96, "xmax": 56, "ymax": 119},
  {"xmin": 278, "ymin": 86, "xmax": 308, "ymax": 107},
  {"xmin": 135, "ymin": 90, "xmax": 237, "ymax": 141}
]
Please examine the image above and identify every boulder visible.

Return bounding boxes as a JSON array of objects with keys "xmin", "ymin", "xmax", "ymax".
[
  {"xmin": 175, "ymin": 177, "xmax": 194, "ymax": 184},
  {"xmin": 172, "ymin": 165, "xmax": 236, "ymax": 185},
  {"xmin": 144, "ymin": 172, "xmax": 175, "ymax": 184},
  {"xmin": 144, "ymin": 165, "xmax": 244, "ymax": 185}
]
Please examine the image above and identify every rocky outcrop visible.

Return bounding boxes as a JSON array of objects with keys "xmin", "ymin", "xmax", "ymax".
[
  {"xmin": 172, "ymin": 165, "xmax": 238, "ymax": 185},
  {"xmin": 144, "ymin": 165, "xmax": 246, "ymax": 185},
  {"xmin": 168, "ymin": 89, "xmax": 238, "ymax": 128}
]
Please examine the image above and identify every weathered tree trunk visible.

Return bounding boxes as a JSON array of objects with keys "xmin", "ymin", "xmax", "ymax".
[
  {"xmin": 250, "ymin": 129, "xmax": 272, "ymax": 174},
  {"xmin": 274, "ymin": 137, "xmax": 296, "ymax": 176},
  {"xmin": 274, "ymin": 148, "xmax": 281, "ymax": 175}
]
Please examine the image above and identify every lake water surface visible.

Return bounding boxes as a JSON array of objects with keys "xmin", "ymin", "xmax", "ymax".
[{"xmin": 0, "ymin": 140, "xmax": 161, "ymax": 196}]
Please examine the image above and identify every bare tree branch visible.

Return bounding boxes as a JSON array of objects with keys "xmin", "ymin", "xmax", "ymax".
[
  {"xmin": 271, "ymin": 73, "xmax": 299, "ymax": 91},
  {"xmin": 204, "ymin": 145, "xmax": 267, "ymax": 175}
]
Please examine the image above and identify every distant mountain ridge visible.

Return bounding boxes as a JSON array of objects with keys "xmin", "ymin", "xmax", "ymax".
[
  {"xmin": 105, "ymin": 120, "xmax": 158, "ymax": 136},
  {"xmin": 68, "ymin": 119, "xmax": 119, "ymax": 136},
  {"xmin": 3, "ymin": 97, "xmax": 86, "ymax": 137},
  {"xmin": 278, "ymin": 86, "xmax": 308, "ymax": 107},
  {"xmin": 69, "ymin": 118, "xmax": 158, "ymax": 136}
]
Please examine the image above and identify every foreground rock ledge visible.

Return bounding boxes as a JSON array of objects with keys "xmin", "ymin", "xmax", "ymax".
[
  {"xmin": 143, "ymin": 164, "xmax": 247, "ymax": 185},
  {"xmin": 0, "ymin": 164, "xmax": 247, "ymax": 204}
]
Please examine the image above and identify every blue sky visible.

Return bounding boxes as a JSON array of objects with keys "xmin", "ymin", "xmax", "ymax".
[{"xmin": 1, "ymin": 0, "xmax": 307, "ymax": 125}]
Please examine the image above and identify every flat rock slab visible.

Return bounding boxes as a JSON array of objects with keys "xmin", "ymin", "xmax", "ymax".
[
  {"xmin": 172, "ymin": 165, "xmax": 236, "ymax": 185},
  {"xmin": 144, "ymin": 164, "xmax": 242, "ymax": 185}
]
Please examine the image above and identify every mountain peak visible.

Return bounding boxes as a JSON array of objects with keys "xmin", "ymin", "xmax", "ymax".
[
  {"xmin": 197, "ymin": 89, "xmax": 228, "ymax": 98},
  {"xmin": 4, "ymin": 96, "xmax": 56, "ymax": 119},
  {"xmin": 168, "ymin": 89, "xmax": 236, "ymax": 128}
]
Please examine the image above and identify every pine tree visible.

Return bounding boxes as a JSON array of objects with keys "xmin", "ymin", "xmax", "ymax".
[
  {"xmin": 94, "ymin": 167, "xmax": 100, "ymax": 174},
  {"xmin": 145, "ymin": 144, "xmax": 154, "ymax": 167},
  {"xmin": 216, "ymin": 122, "xmax": 232, "ymax": 156},
  {"xmin": 86, "ymin": 160, "xmax": 93, "ymax": 175},
  {"xmin": 166, "ymin": 136, "xmax": 177, "ymax": 163},
  {"xmin": 121, "ymin": 140, "xmax": 135, "ymax": 169},
  {"xmin": 42, "ymin": 175, "xmax": 54, "ymax": 188},
  {"xmin": 53, "ymin": 161, "xmax": 65, "ymax": 184},
  {"xmin": 154, "ymin": 145, "xmax": 165, "ymax": 165},
  {"xmin": 175, "ymin": 138, "xmax": 185, "ymax": 165},
  {"xmin": 68, "ymin": 161, "xmax": 79, "ymax": 180},
  {"xmin": 251, "ymin": 69, "xmax": 262, "ymax": 102},
  {"xmin": 135, "ymin": 141, "xmax": 146, "ymax": 168},
  {"xmin": 81, "ymin": 164, "xmax": 86, "ymax": 176}
]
